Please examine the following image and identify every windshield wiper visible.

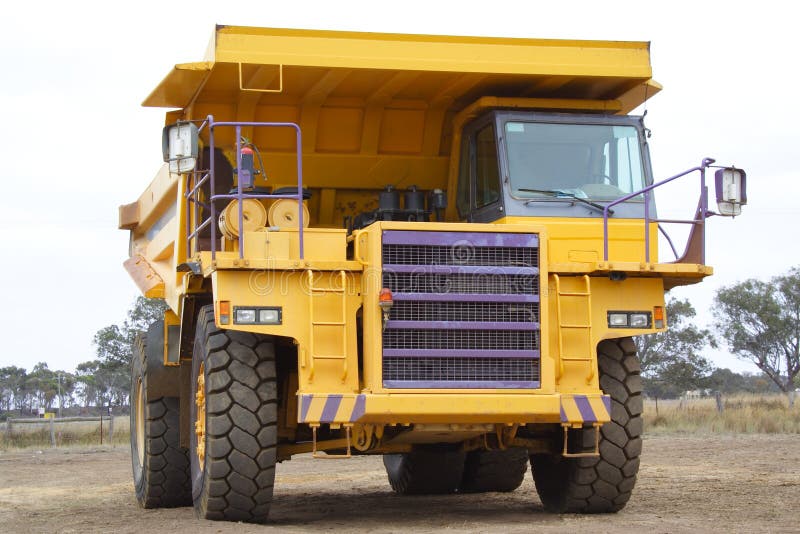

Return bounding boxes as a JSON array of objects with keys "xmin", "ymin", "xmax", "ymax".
[{"xmin": 518, "ymin": 188, "xmax": 613, "ymax": 216}]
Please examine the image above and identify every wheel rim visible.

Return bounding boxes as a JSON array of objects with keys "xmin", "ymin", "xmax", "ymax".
[
  {"xmin": 194, "ymin": 362, "xmax": 206, "ymax": 471},
  {"xmin": 134, "ymin": 378, "xmax": 145, "ymax": 467}
]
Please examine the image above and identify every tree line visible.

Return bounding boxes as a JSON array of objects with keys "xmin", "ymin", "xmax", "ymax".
[
  {"xmin": 639, "ymin": 266, "xmax": 800, "ymax": 400},
  {"xmin": 0, "ymin": 297, "xmax": 165, "ymax": 417},
  {"xmin": 1, "ymin": 267, "xmax": 798, "ymax": 417}
]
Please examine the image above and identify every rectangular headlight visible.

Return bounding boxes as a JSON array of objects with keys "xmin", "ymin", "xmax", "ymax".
[
  {"xmin": 629, "ymin": 313, "xmax": 650, "ymax": 328},
  {"xmin": 233, "ymin": 307, "xmax": 282, "ymax": 325},
  {"xmin": 608, "ymin": 313, "xmax": 629, "ymax": 327},
  {"xmin": 234, "ymin": 308, "xmax": 257, "ymax": 324},
  {"xmin": 258, "ymin": 309, "xmax": 280, "ymax": 324}
]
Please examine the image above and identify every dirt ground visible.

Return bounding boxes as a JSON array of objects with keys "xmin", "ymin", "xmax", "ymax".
[{"xmin": 0, "ymin": 434, "xmax": 798, "ymax": 533}]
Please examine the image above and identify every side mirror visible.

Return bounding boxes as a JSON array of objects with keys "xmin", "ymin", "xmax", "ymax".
[
  {"xmin": 162, "ymin": 122, "xmax": 199, "ymax": 173},
  {"xmin": 714, "ymin": 167, "xmax": 747, "ymax": 216}
]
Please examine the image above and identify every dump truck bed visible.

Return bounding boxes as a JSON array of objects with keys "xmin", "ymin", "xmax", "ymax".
[
  {"xmin": 123, "ymin": 25, "xmax": 662, "ymax": 313},
  {"xmin": 145, "ymin": 25, "xmax": 659, "ymax": 114}
]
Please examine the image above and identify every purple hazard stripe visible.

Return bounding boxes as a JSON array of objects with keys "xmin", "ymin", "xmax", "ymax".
[
  {"xmin": 382, "ymin": 230, "xmax": 538, "ymax": 248},
  {"xmin": 320, "ymin": 395, "xmax": 343, "ymax": 423},
  {"xmin": 602, "ymin": 395, "xmax": 611, "ymax": 415},
  {"xmin": 574, "ymin": 395, "xmax": 597, "ymax": 422},
  {"xmin": 350, "ymin": 395, "xmax": 366, "ymax": 422},
  {"xmin": 560, "ymin": 405, "xmax": 568, "ymax": 423},
  {"xmin": 299, "ymin": 395, "xmax": 313, "ymax": 423}
]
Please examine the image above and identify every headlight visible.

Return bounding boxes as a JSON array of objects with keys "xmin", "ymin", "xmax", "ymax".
[
  {"xmin": 608, "ymin": 313, "xmax": 629, "ymax": 327},
  {"xmin": 233, "ymin": 307, "xmax": 282, "ymax": 325},
  {"xmin": 608, "ymin": 311, "xmax": 651, "ymax": 329},
  {"xmin": 629, "ymin": 313, "xmax": 649, "ymax": 328}
]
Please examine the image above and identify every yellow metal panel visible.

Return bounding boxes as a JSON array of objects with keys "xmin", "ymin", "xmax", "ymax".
[
  {"xmin": 499, "ymin": 216, "xmax": 660, "ymax": 267},
  {"xmin": 123, "ymin": 255, "xmax": 164, "ymax": 298},
  {"xmin": 142, "ymin": 61, "xmax": 213, "ymax": 108},
  {"xmin": 210, "ymin": 26, "xmax": 652, "ymax": 78}
]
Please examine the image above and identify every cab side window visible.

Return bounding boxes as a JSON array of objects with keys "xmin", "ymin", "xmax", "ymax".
[
  {"xmin": 456, "ymin": 135, "xmax": 471, "ymax": 219},
  {"xmin": 475, "ymin": 124, "xmax": 500, "ymax": 209}
]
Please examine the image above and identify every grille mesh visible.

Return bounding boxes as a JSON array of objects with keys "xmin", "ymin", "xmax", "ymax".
[
  {"xmin": 383, "ymin": 244, "xmax": 537, "ymax": 267},
  {"xmin": 383, "ymin": 329, "xmax": 539, "ymax": 350},
  {"xmin": 381, "ymin": 231, "xmax": 540, "ymax": 388},
  {"xmin": 383, "ymin": 357, "xmax": 539, "ymax": 383},
  {"xmin": 383, "ymin": 272, "xmax": 537, "ymax": 294},
  {"xmin": 390, "ymin": 301, "xmax": 539, "ymax": 323}
]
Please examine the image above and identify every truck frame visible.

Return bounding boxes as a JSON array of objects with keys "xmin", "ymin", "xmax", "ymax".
[{"xmin": 120, "ymin": 25, "xmax": 746, "ymax": 522}]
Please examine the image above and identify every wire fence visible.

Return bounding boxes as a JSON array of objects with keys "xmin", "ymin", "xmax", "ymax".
[{"xmin": 1, "ymin": 416, "xmax": 129, "ymax": 449}]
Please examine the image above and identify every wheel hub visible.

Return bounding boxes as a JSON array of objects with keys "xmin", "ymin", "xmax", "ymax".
[{"xmin": 194, "ymin": 362, "xmax": 206, "ymax": 470}]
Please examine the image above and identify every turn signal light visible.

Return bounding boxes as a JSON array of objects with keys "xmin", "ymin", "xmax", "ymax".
[
  {"xmin": 654, "ymin": 306, "xmax": 665, "ymax": 329},
  {"xmin": 219, "ymin": 301, "xmax": 231, "ymax": 325}
]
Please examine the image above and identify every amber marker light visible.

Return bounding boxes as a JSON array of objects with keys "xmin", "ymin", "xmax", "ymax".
[
  {"xmin": 654, "ymin": 306, "xmax": 665, "ymax": 329},
  {"xmin": 379, "ymin": 288, "xmax": 393, "ymax": 327},
  {"xmin": 219, "ymin": 301, "xmax": 231, "ymax": 325},
  {"xmin": 379, "ymin": 287, "xmax": 393, "ymax": 304}
]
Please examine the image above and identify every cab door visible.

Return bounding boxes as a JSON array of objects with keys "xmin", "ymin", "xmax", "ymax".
[{"xmin": 455, "ymin": 118, "xmax": 505, "ymax": 223}]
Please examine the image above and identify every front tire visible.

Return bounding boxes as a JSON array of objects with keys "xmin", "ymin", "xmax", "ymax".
[
  {"xmin": 190, "ymin": 305, "xmax": 278, "ymax": 523},
  {"xmin": 130, "ymin": 322, "xmax": 191, "ymax": 508},
  {"xmin": 531, "ymin": 337, "xmax": 643, "ymax": 513}
]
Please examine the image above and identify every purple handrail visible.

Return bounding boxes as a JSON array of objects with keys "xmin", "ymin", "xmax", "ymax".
[
  {"xmin": 602, "ymin": 158, "xmax": 715, "ymax": 263},
  {"xmin": 185, "ymin": 116, "xmax": 305, "ymax": 261}
]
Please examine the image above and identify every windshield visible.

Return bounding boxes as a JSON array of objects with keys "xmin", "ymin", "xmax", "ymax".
[{"xmin": 505, "ymin": 121, "xmax": 647, "ymax": 201}]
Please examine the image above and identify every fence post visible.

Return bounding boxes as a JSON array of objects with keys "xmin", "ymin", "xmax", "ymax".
[
  {"xmin": 99, "ymin": 414, "xmax": 104, "ymax": 445},
  {"xmin": 109, "ymin": 415, "xmax": 114, "ymax": 447},
  {"xmin": 50, "ymin": 417, "xmax": 56, "ymax": 448},
  {"xmin": 715, "ymin": 391, "xmax": 724, "ymax": 413}
]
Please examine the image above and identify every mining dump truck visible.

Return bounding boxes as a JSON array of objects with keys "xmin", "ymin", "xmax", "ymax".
[{"xmin": 120, "ymin": 25, "xmax": 746, "ymax": 522}]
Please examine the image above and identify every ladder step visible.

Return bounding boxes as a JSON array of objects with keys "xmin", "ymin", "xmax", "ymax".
[
  {"xmin": 312, "ymin": 321, "xmax": 346, "ymax": 326},
  {"xmin": 561, "ymin": 324, "xmax": 591, "ymax": 329},
  {"xmin": 558, "ymin": 291, "xmax": 591, "ymax": 297},
  {"xmin": 310, "ymin": 287, "xmax": 346, "ymax": 293}
]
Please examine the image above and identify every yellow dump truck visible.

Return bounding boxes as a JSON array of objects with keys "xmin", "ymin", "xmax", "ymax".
[{"xmin": 121, "ymin": 25, "xmax": 746, "ymax": 522}]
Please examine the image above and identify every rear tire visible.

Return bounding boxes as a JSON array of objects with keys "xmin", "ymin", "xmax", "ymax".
[
  {"xmin": 383, "ymin": 450, "xmax": 466, "ymax": 495},
  {"xmin": 190, "ymin": 305, "xmax": 278, "ymax": 523},
  {"xmin": 531, "ymin": 337, "xmax": 643, "ymax": 513},
  {"xmin": 130, "ymin": 322, "xmax": 191, "ymax": 508},
  {"xmin": 459, "ymin": 448, "xmax": 528, "ymax": 493}
]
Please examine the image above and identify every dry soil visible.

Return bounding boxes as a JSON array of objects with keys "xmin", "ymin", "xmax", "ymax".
[{"xmin": 0, "ymin": 434, "xmax": 798, "ymax": 533}]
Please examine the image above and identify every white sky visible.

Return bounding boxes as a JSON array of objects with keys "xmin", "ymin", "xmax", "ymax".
[{"xmin": 0, "ymin": 1, "xmax": 796, "ymax": 375}]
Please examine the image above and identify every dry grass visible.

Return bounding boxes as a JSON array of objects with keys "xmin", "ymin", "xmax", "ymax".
[
  {"xmin": 0, "ymin": 417, "xmax": 130, "ymax": 450},
  {"xmin": 645, "ymin": 393, "xmax": 800, "ymax": 434},
  {"xmin": 2, "ymin": 396, "xmax": 797, "ymax": 450}
]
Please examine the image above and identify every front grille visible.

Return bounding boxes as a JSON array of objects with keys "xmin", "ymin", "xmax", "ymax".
[
  {"xmin": 384, "ymin": 272, "xmax": 537, "ymax": 294},
  {"xmin": 381, "ymin": 230, "xmax": 540, "ymax": 389},
  {"xmin": 390, "ymin": 301, "xmax": 539, "ymax": 323},
  {"xmin": 383, "ymin": 329, "xmax": 538, "ymax": 351},
  {"xmin": 383, "ymin": 357, "xmax": 540, "ymax": 384},
  {"xmin": 383, "ymin": 244, "xmax": 537, "ymax": 267}
]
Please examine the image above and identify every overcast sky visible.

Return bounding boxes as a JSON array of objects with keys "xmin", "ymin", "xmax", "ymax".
[{"xmin": 0, "ymin": 1, "xmax": 796, "ymax": 375}]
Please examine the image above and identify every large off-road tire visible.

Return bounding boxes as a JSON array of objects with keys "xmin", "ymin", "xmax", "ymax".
[
  {"xmin": 531, "ymin": 337, "xmax": 643, "ymax": 513},
  {"xmin": 190, "ymin": 305, "xmax": 277, "ymax": 523},
  {"xmin": 383, "ymin": 450, "xmax": 466, "ymax": 495},
  {"xmin": 459, "ymin": 448, "xmax": 528, "ymax": 493},
  {"xmin": 130, "ymin": 322, "xmax": 191, "ymax": 508}
]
